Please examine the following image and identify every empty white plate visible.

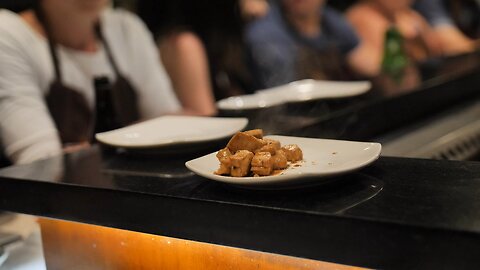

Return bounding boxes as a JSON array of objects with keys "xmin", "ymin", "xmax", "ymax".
[
  {"xmin": 185, "ymin": 135, "xmax": 382, "ymax": 189},
  {"xmin": 95, "ymin": 116, "xmax": 248, "ymax": 148},
  {"xmin": 217, "ymin": 79, "xmax": 371, "ymax": 110}
]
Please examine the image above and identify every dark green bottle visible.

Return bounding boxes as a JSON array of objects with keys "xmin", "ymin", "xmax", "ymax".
[{"xmin": 381, "ymin": 26, "xmax": 408, "ymax": 83}]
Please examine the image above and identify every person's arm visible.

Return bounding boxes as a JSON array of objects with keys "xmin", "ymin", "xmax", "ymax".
[
  {"xmin": 406, "ymin": 10, "xmax": 444, "ymax": 58},
  {"xmin": 347, "ymin": 43, "xmax": 382, "ymax": 77},
  {"xmin": 346, "ymin": 6, "xmax": 386, "ymax": 77},
  {"xmin": 434, "ymin": 25, "xmax": 476, "ymax": 55},
  {"xmin": 414, "ymin": 0, "xmax": 476, "ymax": 54},
  {"xmin": 0, "ymin": 34, "xmax": 62, "ymax": 164},
  {"xmin": 159, "ymin": 32, "xmax": 217, "ymax": 116},
  {"xmin": 117, "ymin": 10, "xmax": 183, "ymax": 118}
]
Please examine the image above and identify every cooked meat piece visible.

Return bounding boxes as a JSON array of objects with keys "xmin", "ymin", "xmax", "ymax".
[
  {"xmin": 214, "ymin": 164, "xmax": 231, "ymax": 175},
  {"xmin": 282, "ymin": 144, "xmax": 303, "ymax": 162},
  {"xmin": 216, "ymin": 148, "xmax": 232, "ymax": 164},
  {"xmin": 243, "ymin": 129, "xmax": 263, "ymax": 139},
  {"xmin": 273, "ymin": 149, "xmax": 288, "ymax": 169},
  {"xmin": 251, "ymin": 152, "xmax": 274, "ymax": 168},
  {"xmin": 251, "ymin": 167, "xmax": 271, "ymax": 176},
  {"xmin": 227, "ymin": 132, "xmax": 266, "ymax": 153},
  {"xmin": 214, "ymin": 131, "xmax": 305, "ymax": 177},
  {"xmin": 214, "ymin": 148, "xmax": 232, "ymax": 175},
  {"xmin": 255, "ymin": 138, "xmax": 281, "ymax": 154},
  {"xmin": 255, "ymin": 144, "xmax": 276, "ymax": 155},
  {"xmin": 251, "ymin": 152, "xmax": 274, "ymax": 176},
  {"xmin": 264, "ymin": 139, "xmax": 281, "ymax": 149},
  {"xmin": 230, "ymin": 150, "xmax": 254, "ymax": 177}
]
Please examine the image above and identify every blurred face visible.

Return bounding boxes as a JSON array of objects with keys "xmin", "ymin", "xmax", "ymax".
[
  {"xmin": 374, "ymin": 0, "xmax": 414, "ymax": 12},
  {"xmin": 43, "ymin": 0, "xmax": 109, "ymax": 18},
  {"xmin": 282, "ymin": 0, "xmax": 325, "ymax": 17}
]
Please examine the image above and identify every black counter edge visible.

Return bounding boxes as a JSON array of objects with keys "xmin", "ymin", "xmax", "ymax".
[{"xmin": 1, "ymin": 177, "xmax": 480, "ymax": 269}]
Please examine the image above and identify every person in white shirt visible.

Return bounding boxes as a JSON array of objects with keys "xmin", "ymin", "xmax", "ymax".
[{"xmin": 0, "ymin": 0, "xmax": 207, "ymax": 164}]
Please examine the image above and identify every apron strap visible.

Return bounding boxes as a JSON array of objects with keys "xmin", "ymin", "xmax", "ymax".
[
  {"xmin": 33, "ymin": 3, "xmax": 62, "ymax": 82},
  {"xmin": 95, "ymin": 24, "xmax": 121, "ymax": 76},
  {"xmin": 33, "ymin": 5, "xmax": 120, "ymax": 80}
]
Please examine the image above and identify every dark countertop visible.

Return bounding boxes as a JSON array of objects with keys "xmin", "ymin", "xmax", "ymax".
[
  {"xmin": 1, "ymin": 147, "xmax": 480, "ymax": 269},
  {"xmin": 1, "ymin": 53, "xmax": 480, "ymax": 269}
]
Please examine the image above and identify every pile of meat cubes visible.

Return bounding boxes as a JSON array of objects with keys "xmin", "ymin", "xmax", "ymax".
[{"xmin": 215, "ymin": 129, "xmax": 303, "ymax": 177}]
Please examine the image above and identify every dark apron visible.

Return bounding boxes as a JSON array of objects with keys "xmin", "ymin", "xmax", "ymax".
[{"xmin": 34, "ymin": 6, "xmax": 140, "ymax": 144}]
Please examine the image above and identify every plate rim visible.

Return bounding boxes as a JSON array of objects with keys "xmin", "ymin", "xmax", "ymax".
[
  {"xmin": 185, "ymin": 135, "xmax": 382, "ymax": 186},
  {"xmin": 95, "ymin": 116, "xmax": 249, "ymax": 149}
]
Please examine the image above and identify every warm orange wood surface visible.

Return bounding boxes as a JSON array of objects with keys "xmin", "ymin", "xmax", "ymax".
[{"xmin": 39, "ymin": 218, "xmax": 366, "ymax": 270}]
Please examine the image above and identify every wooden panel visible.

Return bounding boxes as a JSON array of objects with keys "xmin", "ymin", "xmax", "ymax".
[{"xmin": 39, "ymin": 218, "xmax": 366, "ymax": 270}]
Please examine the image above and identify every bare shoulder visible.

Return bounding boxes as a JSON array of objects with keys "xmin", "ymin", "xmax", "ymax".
[
  {"xmin": 163, "ymin": 32, "xmax": 204, "ymax": 48},
  {"xmin": 160, "ymin": 31, "xmax": 206, "ymax": 55}
]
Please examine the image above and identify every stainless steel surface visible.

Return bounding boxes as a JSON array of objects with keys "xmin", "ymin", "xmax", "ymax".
[{"xmin": 380, "ymin": 101, "xmax": 480, "ymax": 160}]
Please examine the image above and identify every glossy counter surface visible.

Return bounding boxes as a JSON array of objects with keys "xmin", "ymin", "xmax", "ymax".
[
  {"xmin": 2, "ymin": 53, "xmax": 480, "ymax": 269},
  {"xmin": 1, "ymin": 148, "xmax": 480, "ymax": 269}
]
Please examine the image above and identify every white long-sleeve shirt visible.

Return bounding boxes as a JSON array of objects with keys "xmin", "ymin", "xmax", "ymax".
[{"xmin": 0, "ymin": 9, "xmax": 181, "ymax": 164}]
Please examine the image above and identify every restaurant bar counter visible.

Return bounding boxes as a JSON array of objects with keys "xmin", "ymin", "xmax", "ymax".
[
  {"xmin": 1, "ymin": 52, "xmax": 480, "ymax": 269},
  {"xmin": 1, "ymin": 147, "xmax": 480, "ymax": 269}
]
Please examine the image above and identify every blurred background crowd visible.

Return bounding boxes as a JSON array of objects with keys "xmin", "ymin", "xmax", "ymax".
[
  {"xmin": 0, "ymin": 0, "xmax": 479, "ymax": 165},
  {"xmin": 135, "ymin": 0, "xmax": 480, "ymax": 98},
  {"xmin": 0, "ymin": 1, "xmax": 479, "ymax": 268}
]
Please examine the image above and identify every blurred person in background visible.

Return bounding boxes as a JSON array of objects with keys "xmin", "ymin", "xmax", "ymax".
[
  {"xmin": 138, "ymin": 0, "xmax": 263, "ymax": 101},
  {"xmin": 414, "ymin": 0, "xmax": 478, "ymax": 55},
  {"xmin": 157, "ymin": 0, "xmax": 268, "ymax": 105},
  {"xmin": 346, "ymin": 0, "xmax": 478, "ymax": 77},
  {"xmin": 240, "ymin": 0, "xmax": 270, "ymax": 22},
  {"xmin": 245, "ymin": 0, "xmax": 376, "ymax": 90},
  {"xmin": 346, "ymin": 0, "xmax": 438, "ymax": 94},
  {"xmin": 444, "ymin": 0, "xmax": 480, "ymax": 39},
  {"xmin": 0, "ymin": 0, "xmax": 207, "ymax": 164},
  {"xmin": 159, "ymin": 31, "xmax": 217, "ymax": 116}
]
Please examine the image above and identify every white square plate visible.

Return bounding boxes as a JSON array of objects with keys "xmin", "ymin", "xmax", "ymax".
[
  {"xmin": 185, "ymin": 136, "xmax": 381, "ymax": 188},
  {"xmin": 95, "ymin": 116, "xmax": 248, "ymax": 148},
  {"xmin": 216, "ymin": 79, "xmax": 371, "ymax": 110}
]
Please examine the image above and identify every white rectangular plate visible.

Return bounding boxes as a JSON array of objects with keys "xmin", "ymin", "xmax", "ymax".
[
  {"xmin": 95, "ymin": 116, "xmax": 248, "ymax": 148},
  {"xmin": 185, "ymin": 136, "xmax": 382, "ymax": 188},
  {"xmin": 217, "ymin": 79, "xmax": 371, "ymax": 110}
]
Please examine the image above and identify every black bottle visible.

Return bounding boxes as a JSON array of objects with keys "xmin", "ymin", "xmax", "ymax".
[{"xmin": 93, "ymin": 77, "xmax": 120, "ymax": 135}]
